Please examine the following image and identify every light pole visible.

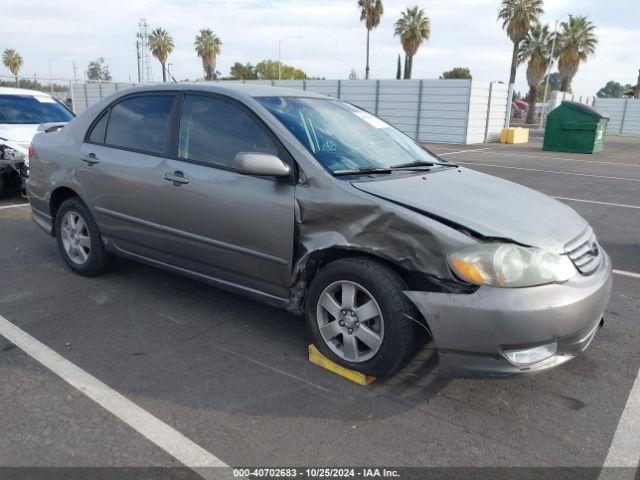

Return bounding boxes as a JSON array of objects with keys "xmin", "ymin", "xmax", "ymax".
[
  {"xmin": 278, "ymin": 35, "xmax": 302, "ymax": 80},
  {"xmin": 48, "ymin": 54, "xmax": 68, "ymax": 94},
  {"xmin": 539, "ymin": 14, "xmax": 569, "ymax": 128}
]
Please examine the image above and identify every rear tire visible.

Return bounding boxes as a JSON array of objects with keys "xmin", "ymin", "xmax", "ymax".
[
  {"xmin": 306, "ymin": 257, "xmax": 417, "ymax": 378},
  {"xmin": 55, "ymin": 197, "xmax": 115, "ymax": 276}
]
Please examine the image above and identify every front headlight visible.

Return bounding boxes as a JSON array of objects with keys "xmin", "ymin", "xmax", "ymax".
[{"xmin": 447, "ymin": 243, "xmax": 576, "ymax": 287}]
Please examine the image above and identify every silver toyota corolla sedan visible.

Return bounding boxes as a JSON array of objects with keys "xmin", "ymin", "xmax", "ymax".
[{"xmin": 27, "ymin": 84, "xmax": 612, "ymax": 378}]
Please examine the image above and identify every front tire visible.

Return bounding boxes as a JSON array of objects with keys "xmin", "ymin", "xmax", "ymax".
[
  {"xmin": 306, "ymin": 257, "xmax": 417, "ymax": 378},
  {"xmin": 55, "ymin": 197, "xmax": 115, "ymax": 276}
]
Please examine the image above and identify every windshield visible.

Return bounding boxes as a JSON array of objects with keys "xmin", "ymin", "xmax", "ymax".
[
  {"xmin": 257, "ymin": 97, "xmax": 441, "ymax": 173},
  {"xmin": 0, "ymin": 94, "xmax": 74, "ymax": 125}
]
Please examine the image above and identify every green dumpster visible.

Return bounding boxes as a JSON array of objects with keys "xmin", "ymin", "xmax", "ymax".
[{"xmin": 543, "ymin": 100, "xmax": 609, "ymax": 154}]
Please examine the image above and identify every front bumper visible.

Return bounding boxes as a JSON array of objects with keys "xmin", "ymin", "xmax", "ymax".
[{"xmin": 405, "ymin": 250, "xmax": 612, "ymax": 377}]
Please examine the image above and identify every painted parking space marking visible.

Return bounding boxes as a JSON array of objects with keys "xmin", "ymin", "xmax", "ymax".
[
  {"xmin": 600, "ymin": 365, "xmax": 640, "ymax": 474},
  {"xmin": 437, "ymin": 147, "xmax": 493, "ymax": 156},
  {"xmin": 554, "ymin": 197, "xmax": 640, "ymax": 210},
  {"xmin": 613, "ymin": 269, "xmax": 640, "ymax": 280},
  {"xmin": 0, "ymin": 314, "xmax": 231, "ymax": 479},
  {"xmin": 455, "ymin": 162, "xmax": 640, "ymax": 182},
  {"xmin": 442, "ymin": 148, "xmax": 638, "ymax": 167},
  {"xmin": 0, "ymin": 203, "xmax": 29, "ymax": 211}
]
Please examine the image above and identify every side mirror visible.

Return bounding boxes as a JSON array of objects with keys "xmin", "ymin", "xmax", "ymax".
[{"xmin": 234, "ymin": 152, "xmax": 291, "ymax": 177}]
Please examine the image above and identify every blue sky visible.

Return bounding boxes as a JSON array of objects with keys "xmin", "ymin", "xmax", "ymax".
[{"xmin": 2, "ymin": 0, "xmax": 639, "ymax": 96}]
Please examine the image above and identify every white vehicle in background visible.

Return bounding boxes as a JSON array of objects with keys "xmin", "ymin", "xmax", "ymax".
[{"xmin": 0, "ymin": 87, "xmax": 74, "ymax": 196}]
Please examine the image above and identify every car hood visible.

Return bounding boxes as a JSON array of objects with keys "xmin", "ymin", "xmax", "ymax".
[
  {"xmin": 351, "ymin": 167, "xmax": 587, "ymax": 253},
  {"xmin": 0, "ymin": 124, "xmax": 39, "ymax": 149}
]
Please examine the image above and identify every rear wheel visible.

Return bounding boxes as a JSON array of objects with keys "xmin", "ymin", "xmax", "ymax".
[
  {"xmin": 55, "ymin": 197, "xmax": 115, "ymax": 276},
  {"xmin": 306, "ymin": 257, "xmax": 417, "ymax": 378}
]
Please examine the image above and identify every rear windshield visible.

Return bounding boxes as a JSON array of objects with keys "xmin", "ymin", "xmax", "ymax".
[{"xmin": 0, "ymin": 94, "xmax": 74, "ymax": 124}]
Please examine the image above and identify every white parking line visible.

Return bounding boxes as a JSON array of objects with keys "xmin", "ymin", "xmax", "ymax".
[
  {"xmin": 600, "ymin": 367, "xmax": 640, "ymax": 475},
  {"xmin": 438, "ymin": 147, "xmax": 493, "ymax": 156},
  {"xmin": 0, "ymin": 203, "xmax": 29, "ymax": 210},
  {"xmin": 457, "ymin": 162, "xmax": 640, "ymax": 182},
  {"xmin": 614, "ymin": 269, "xmax": 640, "ymax": 280},
  {"xmin": 554, "ymin": 196, "xmax": 640, "ymax": 210},
  {"xmin": 0, "ymin": 314, "xmax": 230, "ymax": 479},
  {"xmin": 445, "ymin": 148, "xmax": 638, "ymax": 167}
]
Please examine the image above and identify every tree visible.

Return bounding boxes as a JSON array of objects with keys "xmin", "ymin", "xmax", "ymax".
[
  {"xmin": 596, "ymin": 81, "xmax": 630, "ymax": 99},
  {"xmin": 497, "ymin": 0, "xmax": 544, "ymax": 86},
  {"xmin": 2, "ymin": 49, "xmax": 23, "ymax": 81},
  {"xmin": 349, "ymin": 68, "xmax": 359, "ymax": 80},
  {"xmin": 555, "ymin": 15, "xmax": 597, "ymax": 92},
  {"xmin": 195, "ymin": 28, "xmax": 222, "ymax": 81},
  {"xmin": 229, "ymin": 62, "xmax": 258, "ymax": 80},
  {"xmin": 540, "ymin": 71, "xmax": 561, "ymax": 91},
  {"xmin": 255, "ymin": 60, "xmax": 306, "ymax": 80},
  {"xmin": 394, "ymin": 6, "xmax": 430, "ymax": 79},
  {"xmin": 518, "ymin": 23, "xmax": 553, "ymax": 124},
  {"xmin": 396, "ymin": 54, "xmax": 402, "ymax": 79},
  {"xmin": 535, "ymin": 72, "xmax": 562, "ymax": 102},
  {"xmin": 148, "ymin": 28, "xmax": 174, "ymax": 82},
  {"xmin": 86, "ymin": 57, "xmax": 112, "ymax": 81},
  {"xmin": 358, "ymin": 0, "xmax": 383, "ymax": 80},
  {"xmin": 440, "ymin": 67, "xmax": 472, "ymax": 79}
]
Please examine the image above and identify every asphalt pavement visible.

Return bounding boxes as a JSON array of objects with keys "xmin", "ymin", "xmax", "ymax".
[{"xmin": 0, "ymin": 135, "xmax": 638, "ymax": 479}]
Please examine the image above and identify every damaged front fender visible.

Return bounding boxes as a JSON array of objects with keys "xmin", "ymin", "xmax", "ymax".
[{"xmin": 286, "ymin": 172, "xmax": 477, "ymax": 313}]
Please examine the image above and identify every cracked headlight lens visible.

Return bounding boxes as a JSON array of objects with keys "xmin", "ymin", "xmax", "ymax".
[{"xmin": 447, "ymin": 243, "xmax": 576, "ymax": 287}]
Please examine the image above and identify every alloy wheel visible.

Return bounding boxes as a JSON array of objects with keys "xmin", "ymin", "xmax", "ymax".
[
  {"xmin": 60, "ymin": 211, "xmax": 91, "ymax": 265},
  {"xmin": 316, "ymin": 280, "xmax": 384, "ymax": 363}
]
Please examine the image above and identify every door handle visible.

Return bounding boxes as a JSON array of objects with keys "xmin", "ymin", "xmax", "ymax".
[
  {"xmin": 164, "ymin": 171, "xmax": 190, "ymax": 185},
  {"xmin": 81, "ymin": 153, "xmax": 100, "ymax": 165}
]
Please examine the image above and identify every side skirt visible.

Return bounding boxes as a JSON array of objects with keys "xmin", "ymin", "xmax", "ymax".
[{"xmin": 105, "ymin": 239, "xmax": 292, "ymax": 310}]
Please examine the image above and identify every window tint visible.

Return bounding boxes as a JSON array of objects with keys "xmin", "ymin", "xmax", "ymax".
[
  {"xmin": 105, "ymin": 95, "xmax": 174, "ymax": 154},
  {"xmin": 178, "ymin": 95, "xmax": 279, "ymax": 168},
  {"xmin": 88, "ymin": 112, "xmax": 108, "ymax": 144}
]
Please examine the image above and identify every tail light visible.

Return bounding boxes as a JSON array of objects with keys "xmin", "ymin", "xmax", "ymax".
[{"xmin": 28, "ymin": 144, "xmax": 35, "ymax": 162}]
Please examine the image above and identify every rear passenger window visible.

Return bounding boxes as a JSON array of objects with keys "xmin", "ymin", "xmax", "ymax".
[
  {"xmin": 88, "ymin": 112, "xmax": 108, "ymax": 144},
  {"xmin": 178, "ymin": 94, "xmax": 280, "ymax": 169},
  {"xmin": 105, "ymin": 95, "xmax": 175, "ymax": 154}
]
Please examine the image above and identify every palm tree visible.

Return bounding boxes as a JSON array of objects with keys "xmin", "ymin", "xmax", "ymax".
[
  {"xmin": 148, "ymin": 28, "xmax": 174, "ymax": 82},
  {"xmin": 518, "ymin": 24, "xmax": 553, "ymax": 124},
  {"xmin": 498, "ymin": 0, "xmax": 544, "ymax": 85},
  {"xmin": 394, "ymin": 6, "xmax": 430, "ymax": 79},
  {"xmin": 555, "ymin": 15, "xmax": 597, "ymax": 92},
  {"xmin": 195, "ymin": 28, "xmax": 222, "ymax": 81},
  {"xmin": 358, "ymin": 0, "xmax": 384, "ymax": 80},
  {"xmin": 2, "ymin": 49, "xmax": 23, "ymax": 81}
]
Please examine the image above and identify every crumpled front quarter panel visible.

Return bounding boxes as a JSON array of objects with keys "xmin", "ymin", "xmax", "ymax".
[{"xmin": 289, "ymin": 172, "xmax": 476, "ymax": 310}]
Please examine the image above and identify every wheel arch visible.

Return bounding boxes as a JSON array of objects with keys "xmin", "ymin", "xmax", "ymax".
[
  {"xmin": 49, "ymin": 186, "xmax": 82, "ymax": 234},
  {"xmin": 302, "ymin": 247, "xmax": 444, "ymax": 297}
]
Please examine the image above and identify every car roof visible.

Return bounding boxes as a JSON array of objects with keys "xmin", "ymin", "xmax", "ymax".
[
  {"xmin": 0, "ymin": 86, "xmax": 53, "ymax": 97},
  {"xmin": 126, "ymin": 82, "xmax": 330, "ymax": 100}
]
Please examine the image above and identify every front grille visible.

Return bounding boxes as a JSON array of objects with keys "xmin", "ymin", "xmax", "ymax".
[{"xmin": 565, "ymin": 227, "xmax": 601, "ymax": 275}]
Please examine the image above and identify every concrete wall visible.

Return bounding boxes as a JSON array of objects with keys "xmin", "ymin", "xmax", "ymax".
[{"xmin": 71, "ymin": 79, "xmax": 509, "ymax": 145}]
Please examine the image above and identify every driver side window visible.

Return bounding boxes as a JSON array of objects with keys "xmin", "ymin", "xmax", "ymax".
[{"xmin": 178, "ymin": 94, "xmax": 280, "ymax": 169}]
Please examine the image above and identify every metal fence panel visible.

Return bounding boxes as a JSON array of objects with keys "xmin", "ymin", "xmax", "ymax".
[
  {"xmin": 593, "ymin": 98, "xmax": 640, "ymax": 135},
  {"xmin": 71, "ymin": 78, "xmax": 508, "ymax": 144}
]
